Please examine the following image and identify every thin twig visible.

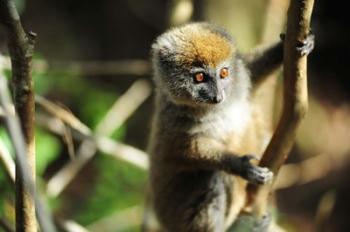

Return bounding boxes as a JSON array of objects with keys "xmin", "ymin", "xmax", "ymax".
[
  {"xmin": 50, "ymin": 59, "xmax": 151, "ymax": 76},
  {"xmin": 0, "ymin": 55, "xmax": 151, "ymax": 76},
  {"xmin": 0, "ymin": 104, "xmax": 14, "ymax": 117},
  {"xmin": 45, "ymin": 139, "xmax": 94, "ymax": 197},
  {"xmin": 97, "ymin": 136, "xmax": 148, "ymax": 169},
  {"xmin": 38, "ymin": 81, "xmax": 151, "ymax": 197},
  {"xmin": 63, "ymin": 124, "xmax": 76, "ymax": 159},
  {"xmin": 0, "ymin": 139, "xmax": 15, "ymax": 182},
  {"xmin": 36, "ymin": 112, "xmax": 149, "ymax": 169},
  {"xmin": 0, "ymin": 75, "xmax": 57, "ymax": 231},
  {"xmin": 249, "ymin": 0, "xmax": 315, "ymax": 217},
  {"xmin": 274, "ymin": 153, "xmax": 333, "ymax": 189},
  {"xmin": 87, "ymin": 206, "xmax": 142, "ymax": 232},
  {"xmin": 95, "ymin": 79, "xmax": 152, "ymax": 134},
  {"xmin": 35, "ymin": 95, "xmax": 92, "ymax": 136},
  {"xmin": 0, "ymin": 218, "xmax": 14, "ymax": 232},
  {"xmin": 57, "ymin": 219, "xmax": 91, "ymax": 232}
]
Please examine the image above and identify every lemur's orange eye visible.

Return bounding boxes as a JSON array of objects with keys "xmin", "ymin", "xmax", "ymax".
[
  {"xmin": 220, "ymin": 67, "xmax": 229, "ymax": 79},
  {"xmin": 194, "ymin": 72, "xmax": 205, "ymax": 82}
]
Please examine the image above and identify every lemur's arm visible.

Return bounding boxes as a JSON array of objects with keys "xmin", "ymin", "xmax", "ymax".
[
  {"xmin": 246, "ymin": 40, "xmax": 284, "ymax": 87},
  {"xmin": 246, "ymin": 34, "xmax": 314, "ymax": 88},
  {"xmin": 171, "ymin": 137, "xmax": 273, "ymax": 185}
]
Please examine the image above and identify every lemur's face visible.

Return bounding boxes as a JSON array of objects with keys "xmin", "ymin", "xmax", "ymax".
[
  {"xmin": 152, "ymin": 23, "xmax": 247, "ymax": 107},
  {"xmin": 178, "ymin": 62, "xmax": 234, "ymax": 106}
]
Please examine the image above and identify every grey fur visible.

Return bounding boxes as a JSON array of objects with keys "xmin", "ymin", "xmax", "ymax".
[{"xmin": 148, "ymin": 23, "xmax": 277, "ymax": 232}]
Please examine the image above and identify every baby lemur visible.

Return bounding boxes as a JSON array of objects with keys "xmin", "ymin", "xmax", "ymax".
[{"xmin": 148, "ymin": 23, "xmax": 313, "ymax": 231}]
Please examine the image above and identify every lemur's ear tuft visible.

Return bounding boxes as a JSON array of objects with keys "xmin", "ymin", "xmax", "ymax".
[{"xmin": 151, "ymin": 32, "xmax": 177, "ymax": 60}]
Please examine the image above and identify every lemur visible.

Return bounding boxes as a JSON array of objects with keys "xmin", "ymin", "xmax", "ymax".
[{"xmin": 147, "ymin": 22, "xmax": 314, "ymax": 232}]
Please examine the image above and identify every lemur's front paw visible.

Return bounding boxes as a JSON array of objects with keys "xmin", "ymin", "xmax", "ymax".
[
  {"xmin": 246, "ymin": 166, "xmax": 273, "ymax": 185},
  {"xmin": 296, "ymin": 33, "xmax": 315, "ymax": 56},
  {"xmin": 241, "ymin": 155, "xmax": 273, "ymax": 185},
  {"xmin": 280, "ymin": 32, "xmax": 315, "ymax": 56}
]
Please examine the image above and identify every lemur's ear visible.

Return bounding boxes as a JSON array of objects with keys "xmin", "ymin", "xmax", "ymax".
[{"xmin": 151, "ymin": 32, "xmax": 177, "ymax": 59}]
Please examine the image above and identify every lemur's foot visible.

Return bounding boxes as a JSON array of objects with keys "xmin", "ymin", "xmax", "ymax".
[
  {"xmin": 296, "ymin": 33, "xmax": 315, "ymax": 56},
  {"xmin": 253, "ymin": 214, "xmax": 272, "ymax": 232},
  {"xmin": 228, "ymin": 213, "xmax": 272, "ymax": 232},
  {"xmin": 241, "ymin": 155, "xmax": 273, "ymax": 185}
]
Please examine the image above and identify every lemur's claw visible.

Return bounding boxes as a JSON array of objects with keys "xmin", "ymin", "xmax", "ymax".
[
  {"xmin": 246, "ymin": 166, "xmax": 274, "ymax": 185},
  {"xmin": 241, "ymin": 155, "xmax": 273, "ymax": 185},
  {"xmin": 280, "ymin": 32, "xmax": 315, "ymax": 56},
  {"xmin": 296, "ymin": 33, "xmax": 315, "ymax": 56}
]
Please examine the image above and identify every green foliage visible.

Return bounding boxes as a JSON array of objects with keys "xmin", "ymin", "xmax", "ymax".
[
  {"xmin": 0, "ymin": 127, "xmax": 61, "ymax": 176},
  {"xmin": 1, "ymin": 55, "xmax": 146, "ymax": 230},
  {"xmin": 33, "ymin": 69, "xmax": 122, "ymax": 131},
  {"xmin": 0, "ymin": 127, "xmax": 14, "ymax": 155},
  {"xmin": 78, "ymin": 87, "xmax": 119, "ymax": 131},
  {"xmin": 14, "ymin": 0, "xmax": 26, "ymax": 14},
  {"xmin": 35, "ymin": 128, "xmax": 61, "ymax": 176},
  {"xmin": 0, "ymin": 128, "xmax": 15, "ymax": 225},
  {"xmin": 75, "ymin": 155, "xmax": 147, "ymax": 226},
  {"xmin": 33, "ymin": 71, "xmax": 54, "ymax": 96},
  {"xmin": 3, "ymin": 69, "xmax": 11, "ymax": 79},
  {"xmin": 0, "ymin": 171, "xmax": 14, "ymax": 225}
]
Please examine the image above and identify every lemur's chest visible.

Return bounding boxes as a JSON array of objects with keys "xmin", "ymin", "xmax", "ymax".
[{"xmin": 188, "ymin": 101, "xmax": 251, "ymax": 142}]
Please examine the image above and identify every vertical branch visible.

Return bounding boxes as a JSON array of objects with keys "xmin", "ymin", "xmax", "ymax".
[
  {"xmin": 0, "ymin": 0, "xmax": 54, "ymax": 231},
  {"xmin": 0, "ymin": 74, "xmax": 57, "ymax": 232},
  {"xmin": 0, "ymin": 0, "xmax": 36, "ymax": 230},
  {"xmin": 249, "ymin": 0, "xmax": 315, "ymax": 216}
]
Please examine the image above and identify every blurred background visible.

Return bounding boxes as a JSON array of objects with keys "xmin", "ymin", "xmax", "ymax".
[{"xmin": 0, "ymin": 0, "xmax": 349, "ymax": 231}]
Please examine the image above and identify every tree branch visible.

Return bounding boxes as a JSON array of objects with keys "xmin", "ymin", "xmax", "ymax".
[
  {"xmin": 248, "ymin": 0, "xmax": 315, "ymax": 217},
  {"xmin": 0, "ymin": 0, "xmax": 37, "ymax": 231},
  {"xmin": 0, "ymin": 74, "xmax": 57, "ymax": 231}
]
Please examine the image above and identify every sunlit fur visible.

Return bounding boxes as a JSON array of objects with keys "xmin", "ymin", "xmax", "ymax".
[
  {"xmin": 152, "ymin": 23, "xmax": 251, "ymax": 108},
  {"xmin": 148, "ymin": 23, "xmax": 267, "ymax": 231}
]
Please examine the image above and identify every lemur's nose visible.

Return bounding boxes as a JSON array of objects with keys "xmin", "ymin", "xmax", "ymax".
[
  {"xmin": 213, "ymin": 89, "xmax": 225, "ymax": 104},
  {"xmin": 213, "ymin": 95, "xmax": 223, "ymax": 103}
]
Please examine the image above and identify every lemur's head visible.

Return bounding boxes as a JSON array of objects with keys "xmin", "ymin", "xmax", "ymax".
[{"xmin": 151, "ymin": 23, "xmax": 250, "ymax": 107}]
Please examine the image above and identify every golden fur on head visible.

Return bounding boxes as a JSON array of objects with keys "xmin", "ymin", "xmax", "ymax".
[
  {"xmin": 179, "ymin": 26, "xmax": 234, "ymax": 67},
  {"xmin": 154, "ymin": 23, "xmax": 235, "ymax": 68}
]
